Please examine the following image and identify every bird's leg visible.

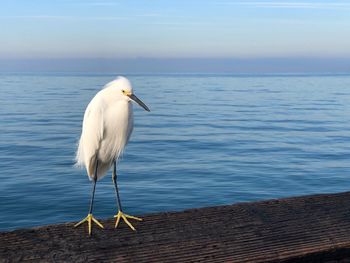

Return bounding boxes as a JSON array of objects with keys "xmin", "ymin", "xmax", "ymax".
[
  {"xmin": 74, "ymin": 160, "xmax": 104, "ymax": 235},
  {"xmin": 112, "ymin": 161, "xmax": 123, "ymax": 212},
  {"xmin": 113, "ymin": 161, "xmax": 142, "ymax": 231}
]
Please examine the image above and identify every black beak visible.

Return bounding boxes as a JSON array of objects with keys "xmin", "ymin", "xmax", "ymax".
[{"xmin": 128, "ymin": 94, "xmax": 150, "ymax": 112}]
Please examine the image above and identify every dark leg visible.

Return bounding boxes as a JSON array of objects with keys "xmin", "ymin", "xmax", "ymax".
[
  {"xmin": 112, "ymin": 160, "xmax": 142, "ymax": 230},
  {"xmin": 112, "ymin": 161, "xmax": 123, "ymax": 212},
  {"xmin": 74, "ymin": 160, "xmax": 104, "ymax": 235},
  {"xmin": 89, "ymin": 160, "xmax": 99, "ymax": 214}
]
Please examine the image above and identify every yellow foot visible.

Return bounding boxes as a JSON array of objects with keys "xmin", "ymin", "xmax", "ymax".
[
  {"xmin": 114, "ymin": 210, "xmax": 142, "ymax": 231},
  {"xmin": 74, "ymin": 213, "xmax": 104, "ymax": 236}
]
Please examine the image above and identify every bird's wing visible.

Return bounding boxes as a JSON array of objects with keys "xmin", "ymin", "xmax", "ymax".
[{"xmin": 77, "ymin": 94, "xmax": 106, "ymax": 177}]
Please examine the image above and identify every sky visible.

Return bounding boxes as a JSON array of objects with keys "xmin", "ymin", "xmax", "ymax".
[{"xmin": 1, "ymin": 0, "xmax": 350, "ymax": 72}]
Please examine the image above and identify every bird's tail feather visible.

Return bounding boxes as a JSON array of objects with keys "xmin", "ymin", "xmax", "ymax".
[{"xmin": 75, "ymin": 137, "xmax": 85, "ymax": 168}]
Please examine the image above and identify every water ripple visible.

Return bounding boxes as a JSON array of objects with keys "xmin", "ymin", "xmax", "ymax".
[{"xmin": 1, "ymin": 74, "xmax": 350, "ymax": 230}]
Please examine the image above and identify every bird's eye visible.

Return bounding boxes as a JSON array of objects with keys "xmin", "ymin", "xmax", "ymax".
[{"xmin": 122, "ymin": 90, "xmax": 125, "ymax": 94}]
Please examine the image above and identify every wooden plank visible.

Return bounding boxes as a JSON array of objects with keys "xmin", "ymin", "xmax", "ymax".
[{"xmin": 1, "ymin": 192, "xmax": 350, "ymax": 262}]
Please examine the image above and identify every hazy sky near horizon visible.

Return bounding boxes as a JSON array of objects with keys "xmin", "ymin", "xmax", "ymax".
[{"xmin": 1, "ymin": 0, "xmax": 350, "ymax": 59}]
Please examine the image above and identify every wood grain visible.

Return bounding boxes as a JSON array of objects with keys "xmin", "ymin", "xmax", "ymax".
[{"xmin": 1, "ymin": 192, "xmax": 350, "ymax": 262}]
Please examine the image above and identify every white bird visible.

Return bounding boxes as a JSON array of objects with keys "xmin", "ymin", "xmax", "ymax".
[{"xmin": 74, "ymin": 76, "xmax": 150, "ymax": 235}]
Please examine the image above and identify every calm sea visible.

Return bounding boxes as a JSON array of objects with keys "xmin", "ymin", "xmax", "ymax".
[{"xmin": 1, "ymin": 73, "xmax": 350, "ymax": 231}]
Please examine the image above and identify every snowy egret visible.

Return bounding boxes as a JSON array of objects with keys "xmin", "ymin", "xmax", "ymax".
[{"xmin": 74, "ymin": 76, "xmax": 150, "ymax": 235}]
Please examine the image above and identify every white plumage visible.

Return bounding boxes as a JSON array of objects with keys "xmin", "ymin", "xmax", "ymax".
[
  {"xmin": 76, "ymin": 76, "xmax": 149, "ymax": 180},
  {"xmin": 74, "ymin": 76, "xmax": 149, "ymax": 235}
]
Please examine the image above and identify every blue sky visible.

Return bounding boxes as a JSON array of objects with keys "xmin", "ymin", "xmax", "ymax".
[{"xmin": 1, "ymin": 0, "xmax": 350, "ymax": 59}]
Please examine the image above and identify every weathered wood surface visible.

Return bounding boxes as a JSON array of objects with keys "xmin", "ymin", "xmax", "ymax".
[{"xmin": 1, "ymin": 192, "xmax": 350, "ymax": 262}]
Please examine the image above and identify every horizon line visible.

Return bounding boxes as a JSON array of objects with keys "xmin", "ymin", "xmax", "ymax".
[{"xmin": 1, "ymin": 56, "xmax": 350, "ymax": 60}]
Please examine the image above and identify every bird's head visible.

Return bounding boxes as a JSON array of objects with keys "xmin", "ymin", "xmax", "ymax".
[{"xmin": 114, "ymin": 76, "xmax": 150, "ymax": 112}]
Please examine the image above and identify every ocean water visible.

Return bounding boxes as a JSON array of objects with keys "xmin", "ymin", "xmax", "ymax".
[{"xmin": 1, "ymin": 73, "xmax": 350, "ymax": 231}]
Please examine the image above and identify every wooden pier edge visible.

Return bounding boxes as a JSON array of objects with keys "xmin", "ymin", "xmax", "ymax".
[{"xmin": 1, "ymin": 191, "xmax": 350, "ymax": 262}]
